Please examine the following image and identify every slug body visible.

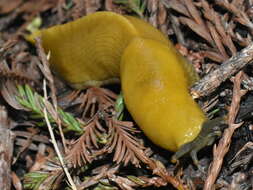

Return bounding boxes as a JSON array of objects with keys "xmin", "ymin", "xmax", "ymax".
[
  {"xmin": 27, "ymin": 11, "xmax": 222, "ymax": 163},
  {"xmin": 121, "ymin": 38, "xmax": 206, "ymax": 151},
  {"xmin": 28, "ymin": 11, "xmax": 168, "ymax": 89}
]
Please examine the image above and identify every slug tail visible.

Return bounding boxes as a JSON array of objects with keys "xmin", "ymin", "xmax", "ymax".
[{"xmin": 25, "ymin": 30, "xmax": 43, "ymax": 44}]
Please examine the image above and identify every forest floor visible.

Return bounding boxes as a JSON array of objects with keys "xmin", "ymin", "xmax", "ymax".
[{"xmin": 0, "ymin": 0, "xmax": 253, "ymax": 189}]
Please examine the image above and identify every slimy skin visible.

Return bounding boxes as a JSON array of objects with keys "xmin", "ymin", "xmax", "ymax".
[
  {"xmin": 120, "ymin": 38, "xmax": 206, "ymax": 151},
  {"xmin": 120, "ymin": 38, "xmax": 223, "ymax": 164},
  {"xmin": 27, "ymin": 11, "xmax": 168, "ymax": 89},
  {"xmin": 27, "ymin": 11, "xmax": 223, "ymax": 164}
]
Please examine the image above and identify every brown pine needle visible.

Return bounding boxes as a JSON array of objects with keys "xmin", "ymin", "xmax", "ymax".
[{"xmin": 204, "ymin": 71, "xmax": 247, "ymax": 190}]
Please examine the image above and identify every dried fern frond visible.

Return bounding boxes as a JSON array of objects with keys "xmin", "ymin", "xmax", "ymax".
[
  {"xmin": 65, "ymin": 133, "xmax": 93, "ymax": 167},
  {"xmin": 65, "ymin": 115, "xmax": 107, "ymax": 167},
  {"xmin": 105, "ymin": 118, "xmax": 149, "ymax": 167},
  {"xmin": 79, "ymin": 87, "xmax": 117, "ymax": 119},
  {"xmin": 66, "ymin": 111, "xmax": 151, "ymax": 168}
]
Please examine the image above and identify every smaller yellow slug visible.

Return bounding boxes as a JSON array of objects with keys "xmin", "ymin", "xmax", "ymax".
[
  {"xmin": 27, "ymin": 11, "xmax": 223, "ymax": 165},
  {"xmin": 121, "ymin": 37, "xmax": 206, "ymax": 151},
  {"xmin": 120, "ymin": 38, "xmax": 223, "ymax": 164}
]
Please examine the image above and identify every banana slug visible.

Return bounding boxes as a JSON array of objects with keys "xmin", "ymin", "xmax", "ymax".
[
  {"xmin": 27, "ymin": 11, "xmax": 222, "ymax": 164},
  {"xmin": 27, "ymin": 11, "xmax": 169, "ymax": 89}
]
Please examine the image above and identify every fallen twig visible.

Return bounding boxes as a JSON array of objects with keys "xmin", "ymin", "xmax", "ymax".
[
  {"xmin": 43, "ymin": 80, "xmax": 77, "ymax": 190},
  {"xmin": 191, "ymin": 44, "xmax": 253, "ymax": 98},
  {"xmin": 35, "ymin": 37, "xmax": 67, "ymax": 151},
  {"xmin": 204, "ymin": 71, "xmax": 247, "ymax": 190},
  {"xmin": 0, "ymin": 106, "xmax": 14, "ymax": 190}
]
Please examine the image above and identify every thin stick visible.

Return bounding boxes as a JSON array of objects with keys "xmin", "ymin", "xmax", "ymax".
[
  {"xmin": 191, "ymin": 43, "xmax": 253, "ymax": 98},
  {"xmin": 35, "ymin": 38, "xmax": 67, "ymax": 152},
  {"xmin": 0, "ymin": 106, "xmax": 14, "ymax": 190},
  {"xmin": 43, "ymin": 80, "xmax": 77, "ymax": 190},
  {"xmin": 204, "ymin": 71, "xmax": 247, "ymax": 190}
]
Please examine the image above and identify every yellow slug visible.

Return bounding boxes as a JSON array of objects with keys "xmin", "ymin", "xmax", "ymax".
[
  {"xmin": 121, "ymin": 37, "xmax": 206, "ymax": 151},
  {"xmin": 27, "ymin": 11, "xmax": 222, "ymax": 164},
  {"xmin": 27, "ymin": 11, "xmax": 169, "ymax": 89}
]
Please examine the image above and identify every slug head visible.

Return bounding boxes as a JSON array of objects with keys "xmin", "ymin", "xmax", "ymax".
[{"xmin": 171, "ymin": 116, "xmax": 226, "ymax": 165}]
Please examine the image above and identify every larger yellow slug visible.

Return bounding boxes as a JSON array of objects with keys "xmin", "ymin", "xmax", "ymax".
[
  {"xmin": 27, "ymin": 11, "xmax": 223, "ymax": 164},
  {"xmin": 27, "ymin": 11, "xmax": 169, "ymax": 89}
]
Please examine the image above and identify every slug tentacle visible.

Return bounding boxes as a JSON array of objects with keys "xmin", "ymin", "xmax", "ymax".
[{"xmin": 171, "ymin": 117, "xmax": 225, "ymax": 165}]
